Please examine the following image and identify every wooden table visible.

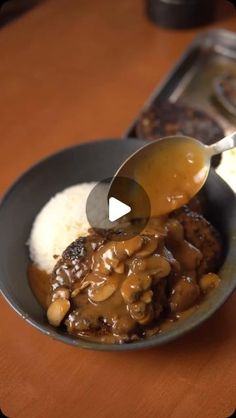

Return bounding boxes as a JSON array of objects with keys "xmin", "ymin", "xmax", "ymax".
[{"xmin": 0, "ymin": 1, "xmax": 236, "ymax": 417}]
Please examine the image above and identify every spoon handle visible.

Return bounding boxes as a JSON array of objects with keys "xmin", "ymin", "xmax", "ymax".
[{"xmin": 207, "ymin": 131, "xmax": 236, "ymax": 156}]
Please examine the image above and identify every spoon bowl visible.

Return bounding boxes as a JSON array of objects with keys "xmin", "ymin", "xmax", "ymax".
[{"xmin": 110, "ymin": 133, "xmax": 236, "ymax": 217}]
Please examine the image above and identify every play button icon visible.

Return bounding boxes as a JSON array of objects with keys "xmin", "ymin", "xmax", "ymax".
[
  {"xmin": 86, "ymin": 176, "xmax": 150, "ymax": 241},
  {"xmin": 108, "ymin": 197, "xmax": 131, "ymax": 222}
]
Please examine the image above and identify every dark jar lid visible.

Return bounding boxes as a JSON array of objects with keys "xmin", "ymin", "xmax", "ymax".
[{"xmin": 146, "ymin": 0, "xmax": 216, "ymax": 29}]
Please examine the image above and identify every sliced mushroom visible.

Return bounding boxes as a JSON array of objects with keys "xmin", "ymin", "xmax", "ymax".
[
  {"xmin": 129, "ymin": 301, "xmax": 147, "ymax": 321},
  {"xmin": 128, "ymin": 257, "xmax": 147, "ymax": 274},
  {"xmin": 138, "ymin": 304, "xmax": 154, "ymax": 325},
  {"xmin": 47, "ymin": 298, "xmax": 70, "ymax": 327},
  {"xmin": 92, "ymin": 244, "xmax": 122, "ymax": 275},
  {"xmin": 135, "ymin": 254, "xmax": 171, "ymax": 278},
  {"xmin": 141, "ymin": 290, "xmax": 153, "ymax": 304},
  {"xmin": 199, "ymin": 273, "xmax": 220, "ymax": 293},
  {"xmin": 113, "ymin": 262, "xmax": 125, "ymax": 274},
  {"xmin": 114, "ymin": 236, "xmax": 143, "ymax": 259},
  {"xmin": 169, "ymin": 276, "xmax": 200, "ymax": 313},
  {"xmin": 71, "ymin": 281, "xmax": 91, "ymax": 298},
  {"xmin": 88, "ymin": 277, "xmax": 118, "ymax": 302},
  {"xmin": 92, "ymin": 252, "xmax": 111, "ymax": 275},
  {"xmin": 120, "ymin": 274, "xmax": 151, "ymax": 304},
  {"xmin": 102, "ymin": 247, "xmax": 120, "ymax": 269},
  {"xmin": 135, "ymin": 236, "xmax": 158, "ymax": 258}
]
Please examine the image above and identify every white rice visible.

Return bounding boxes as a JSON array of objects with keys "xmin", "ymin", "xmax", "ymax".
[{"xmin": 29, "ymin": 183, "xmax": 96, "ymax": 273}]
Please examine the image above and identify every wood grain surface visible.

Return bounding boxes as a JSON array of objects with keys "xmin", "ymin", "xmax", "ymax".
[{"xmin": 0, "ymin": 1, "xmax": 236, "ymax": 417}]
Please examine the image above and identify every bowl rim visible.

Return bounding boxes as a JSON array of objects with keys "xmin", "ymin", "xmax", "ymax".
[{"xmin": 0, "ymin": 138, "xmax": 235, "ymax": 351}]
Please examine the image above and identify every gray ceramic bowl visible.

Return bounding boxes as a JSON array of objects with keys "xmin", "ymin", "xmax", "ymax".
[{"xmin": 0, "ymin": 139, "xmax": 235, "ymax": 351}]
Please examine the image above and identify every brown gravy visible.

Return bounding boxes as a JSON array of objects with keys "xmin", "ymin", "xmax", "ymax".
[
  {"xmin": 28, "ymin": 264, "xmax": 51, "ymax": 310},
  {"xmin": 134, "ymin": 138, "xmax": 207, "ymax": 217}
]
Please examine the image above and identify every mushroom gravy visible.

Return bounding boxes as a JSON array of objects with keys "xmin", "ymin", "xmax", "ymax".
[
  {"xmin": 134, "ymin": 138, "xmax": 208, "ymax": 217},
  {"xmin": 28, "ymin": 208, "xmax": 222, "ymax": 344}
]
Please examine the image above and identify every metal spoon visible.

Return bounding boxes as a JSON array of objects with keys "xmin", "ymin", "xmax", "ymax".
[{"xmin": 110, "ymin": 132, "xmax": 236, "ymax": 217}]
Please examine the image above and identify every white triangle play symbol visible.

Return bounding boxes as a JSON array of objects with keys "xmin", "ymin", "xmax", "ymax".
[{"xmin": 108, "ymin": 197, "xmax": 131, "ymax": 222}]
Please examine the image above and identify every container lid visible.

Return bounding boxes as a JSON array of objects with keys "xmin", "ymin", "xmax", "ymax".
[{"xmin": 147, "ymin": 0, "xmax": 216, "ymax": 29}]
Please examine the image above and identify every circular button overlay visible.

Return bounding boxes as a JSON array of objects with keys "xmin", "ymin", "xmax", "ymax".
[{"xmin": 86, "ymin": 177, "xmax": 150, "ymax": 241}]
